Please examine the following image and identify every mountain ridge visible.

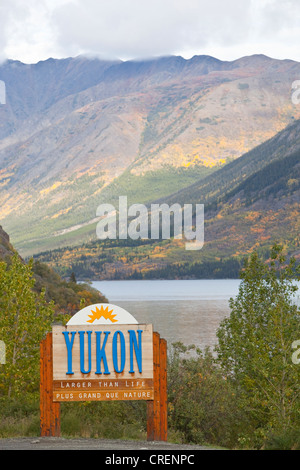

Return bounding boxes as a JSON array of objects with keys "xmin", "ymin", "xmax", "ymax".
[{"xmin": 1, "ymin": 53, "xmax": 300, "ymax": 256}]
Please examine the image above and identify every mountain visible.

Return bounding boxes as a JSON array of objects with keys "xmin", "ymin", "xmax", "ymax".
[
  {"xmin": 0, "ymin": 54, "xmax": 300, "ymax": 256},
  {"xmin": 0, "ymin": 225, "xmax": 15, "ymax": 260},
  {"xmin": 32, "ymin": 119, "xmax": 300, "ymax": 280},
  {"xmin": 162, "ymin": 115, "xmax": 300, "ymax": 207}
]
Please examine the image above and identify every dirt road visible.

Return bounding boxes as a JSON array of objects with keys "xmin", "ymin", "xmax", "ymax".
[{"xmin": 0, "ymin": 436, "xmax": 216, "ymax": 450}]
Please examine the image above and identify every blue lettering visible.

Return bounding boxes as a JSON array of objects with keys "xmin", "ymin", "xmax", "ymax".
[
  {"xmin": 95, "ymin": 331, "xmax": 110, "ymax": 375},
  {"xmin": 79, "ymin": 330, "xmax": 92, "ymax": 374},
  {"xmin": 128, "ymin": 330, "xmax": 143, "ymax": 373},
  {"xmin": 112, "ymin": 331, "xmax": 126, "ymax": 373},
  {"xmin": 62, "ymin": 331, "xmax": 76, "ymax": 375},
  {"xmin": 62, "ymin": 328, "xmax": 144, "ymax": 377}
]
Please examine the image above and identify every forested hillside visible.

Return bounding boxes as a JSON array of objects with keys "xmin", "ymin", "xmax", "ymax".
[
  {"xmin": 0, "ymin": 226, "xmax": 107, "ymax": 314},
  {"xmin": 32, "ymin": 119, "xmax": 300, "ymax": 280}
]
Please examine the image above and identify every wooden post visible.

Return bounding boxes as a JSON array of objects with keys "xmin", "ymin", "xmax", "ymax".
[
  {"xmin": 147, "ymin": 332, "xmax": 167, "ymax": 441},
  {"xmin": 159, "ymin": 337, "xmax": 168, "ymax": 441},
  {"xmin": 153, "ymin": 331, "xmax": 161, "ymax": 441},
  {"xmin": 40, "ymin": 332, "xmax": 60, "ymax": 437}
]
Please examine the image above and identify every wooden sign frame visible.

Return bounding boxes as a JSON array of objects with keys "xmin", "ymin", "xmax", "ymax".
[{"xmin": 40, "ymin": 331, "xmax": 167, "ymax": 441}]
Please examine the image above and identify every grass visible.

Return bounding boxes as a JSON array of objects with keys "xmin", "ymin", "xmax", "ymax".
[
  {"xmin": 263, "ymin": 430, "xmax": 300, "ymax": 450},
  {"xmin": 0, "ymin": 399, "xmax": 147, "ymax": 440},
  {"xmin": 0, "ymin": 401, "xmax": 227, "ymax": 448},
  {"xmin": 0, "ymin": 400, "xmax": 40, "ymax": 438}
]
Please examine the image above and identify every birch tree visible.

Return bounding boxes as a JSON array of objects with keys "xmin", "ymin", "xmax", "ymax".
[
  {"xmin": 0, "ymin": 254, "xmax": 55, "ymax": 399},
  {"xmin": 216, "ymin": 245, "xmax": 300, "ymax": 435}
]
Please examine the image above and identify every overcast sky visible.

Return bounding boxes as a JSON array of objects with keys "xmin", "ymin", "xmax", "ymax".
[{"xmin": 1, "ymin": 0, "xmax": 300, "ymax": 64}]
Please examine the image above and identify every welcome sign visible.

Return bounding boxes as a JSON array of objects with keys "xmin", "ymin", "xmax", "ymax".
[{"xmin": 52, "ymin": 304, "xmax": 154, "ymax": 402}]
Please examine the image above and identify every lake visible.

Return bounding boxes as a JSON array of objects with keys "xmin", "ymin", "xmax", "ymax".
[{"xmin": 91, "ymin": 279, "xmax": 241, "ymax": 351}]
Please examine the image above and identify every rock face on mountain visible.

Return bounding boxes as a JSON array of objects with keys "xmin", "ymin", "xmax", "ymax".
[
  {"xmin": 1, "ymin": 54, "xmax": 300, "ymax": 256},
  {"xmin": 0, "ymin": 225, "xmax": 15, "ymax": 259}
]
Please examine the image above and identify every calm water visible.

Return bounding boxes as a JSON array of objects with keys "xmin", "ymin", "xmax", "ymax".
[{"xmin": 92, "ymin": 280, "xmax": 241, "ymax": 351}]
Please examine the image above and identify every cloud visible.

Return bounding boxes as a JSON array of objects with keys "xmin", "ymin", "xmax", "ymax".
[
  {"xmin": 1, "ymin": 0, "xmax": 300, "ymax": 64},
  {"xmin": 0, "ymin": 0, "xmax": 70, "ymax": 63},
  {"xmin": 52, "ymin": 0, "xmax": 253, "ymax": 60}
]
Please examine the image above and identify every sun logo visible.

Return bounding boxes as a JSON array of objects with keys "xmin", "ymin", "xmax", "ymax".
[{"xmin": 87, "ymin": 305, "xmax": 118, "ymax": 324}]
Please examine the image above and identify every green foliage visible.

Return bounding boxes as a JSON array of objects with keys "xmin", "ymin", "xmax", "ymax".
[
  {"xmin": 34, "ymin": 238, "xmax": 243, "ymax": 281},
  {"xmin": 215, "ymin": 245, "xmax": 300, "ymax": 444},
  {"xmin": 60, "ymin": 401, "xmax": 146, "ymax": 440},
  {"xmin": 221, "ymin": 150, "xmax": 300, "ymax": 207},
  {"xmin": 0, "ymin": 254, "xmax": 55, "ymax": 399},
  {"xmin": 167, "ymin": 342, "xmax": 246, "ymax": 448},
  {"xmin": 0, "ymin": 398, "xmax": 40, "ymax": 437},
  {"xmin": 264, "ymin": 429, "xmax": 300, "ymax": 450},
  {"xmin": 97, "ymin": 165, "xmax": 214, "ymax": 208},
  {"xmin": 129, "ymin": 258, "xmax": 242, "ymax": 280},
  {"xmin": 32, "ymin": 259, "xmax": 108, "ymax": 314},
  {"xmin": 1, "ymin": 243, "xmax": 299, "ymax": 449}
]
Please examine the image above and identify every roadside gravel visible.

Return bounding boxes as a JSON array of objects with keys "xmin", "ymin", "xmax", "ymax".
[{"xmin": 0, "ymin": 437, "xmax": 217, "ymax": 450}]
